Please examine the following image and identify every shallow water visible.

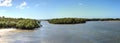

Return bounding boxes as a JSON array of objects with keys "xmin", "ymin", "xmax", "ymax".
[{"xmin": 0, "ymin": 21, "xmax": 120, "ymax": 43}]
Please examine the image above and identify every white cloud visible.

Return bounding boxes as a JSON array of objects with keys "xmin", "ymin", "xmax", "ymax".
[
  {"xmin": 16, "ymin": 1, "xmax": 28, "ymax": 9},
  {"xmin": 78, "ymin": 3, "xmax": 83, "ymax": 6},
  {"xmin": 0, "ymin": 0, "xmax": 12, "ymax": 7},
  {"xmin": 35, "ymin": 3, "xmax": 47, "ymax": 7}
]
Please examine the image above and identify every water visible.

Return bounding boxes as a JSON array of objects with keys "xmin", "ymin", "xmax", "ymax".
[{"xmin": 0, "ymin": 21, "xmax": 120, "ymax": 43}]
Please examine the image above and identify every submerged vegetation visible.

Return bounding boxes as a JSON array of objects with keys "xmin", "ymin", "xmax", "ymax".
[
  {"xmin": 0, "ymin": 17, "xmax": 40, "ymax": 30},
  {"xmin": 48, "ymin": 18, "xmax": 86, "ymax": 24}
]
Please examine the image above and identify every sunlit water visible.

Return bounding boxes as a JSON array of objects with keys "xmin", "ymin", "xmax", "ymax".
[{"xmin": 0, "ymin": 21, "xmax": 120, "ymax": 43}]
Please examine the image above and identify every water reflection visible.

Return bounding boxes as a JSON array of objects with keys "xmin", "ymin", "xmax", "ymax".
[{"xmin": 0, "ymin": 28, "xmax": 40, "ymax": 43}]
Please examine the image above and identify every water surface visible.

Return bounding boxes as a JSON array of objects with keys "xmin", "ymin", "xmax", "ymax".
[{"xmin": 0, "ymin": 21, "xmax": 120, "ymax": 43}]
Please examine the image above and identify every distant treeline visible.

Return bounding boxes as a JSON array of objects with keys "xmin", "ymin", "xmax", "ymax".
[
  {"xmin": 48, "ymin": 18, "xmax": 120, "ymax": 24},
  {"xmin": 48, "ymin": 18, "xmax": 86, "ymax": 24},
  {"xmin": 86, "ymin": 18, "xmax": 120, "ymax": 21},
  {"xmin": 0, "ymin": 17, "xmax": 40, "ymax": 30}
]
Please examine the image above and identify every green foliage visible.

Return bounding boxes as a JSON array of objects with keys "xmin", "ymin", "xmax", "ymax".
[
  {"xmin": 48, "ymin": 18, "xmax": 120, "ymax": 24},
  {"xmin": 86, "ymin": 18, "xmax": 120, "ymax": 21},
  {"xmin": 48, "ymin": 18, "xmax": 86, "ymax": 24},
  {"xmin": 0, "ymin": 17, "xmax": 40, "ymax": 30}
]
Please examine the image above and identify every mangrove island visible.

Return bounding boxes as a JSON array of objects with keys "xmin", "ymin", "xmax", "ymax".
[
  {"xmin": 48, "ymin": 18, "xmax": 120, "ymax": 24},
  {"xmin": 48, "ymin": 18, "xmax": 86, "ymax": 24},
  {"xmin": 0, "ymin": 17, "xmax": 40, "ymax": 30}
]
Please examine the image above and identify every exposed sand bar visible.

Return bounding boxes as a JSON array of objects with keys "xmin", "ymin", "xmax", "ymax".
[
  {"xmin": 0, "ymin": 28, "xmax": 17, "ymax": 36},
  {"xmin": 0, "ymin": 28, "xmax": 34, "ymax": 43},
  {"xmin": 0, "ymin": 28, "xmax": 34, "ymax": 36},
  {"xmin": 0, "ymin": 28, "xmax": 16, "ymax": 43}
]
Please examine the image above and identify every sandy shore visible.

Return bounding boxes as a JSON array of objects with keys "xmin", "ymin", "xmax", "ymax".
[
  {"xmin": 0, "ymin": 28, "xmax": 17, "ymax": 43},
  {"xmin": 0, "ymin": 28, "xmax": 34, "ymax": 36},
  {"xmin": 0, "ymin": 28, "xmax": 17, "ymax": 36},
  {"xmin": 0, "ymin": 28, "xmax": 34, "ymax": 43}
]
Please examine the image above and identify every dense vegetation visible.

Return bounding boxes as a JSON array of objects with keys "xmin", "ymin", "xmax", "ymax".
[
  {"xmin": 48, "ymin": 18, "xmax": 120, "ymax": 24},
  {"xmin": 48, "ymin": 18, "xmax": 86, "ymax": 24},
  {"xmin": 86, "ymin": 18, "xmax": 120, "ymax": 21},
  {"xmin": 0, "ymin": 17, "xmax": 40, "ymax": 30}
]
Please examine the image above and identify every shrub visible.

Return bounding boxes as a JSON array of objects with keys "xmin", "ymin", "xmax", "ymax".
[
  {"xmin": 48, "ymin": 18, "xmax": 86, "ymax": 24},
  {"xmin": 0, "ymin": 17, "xmax": 40, "ymax": 30}
]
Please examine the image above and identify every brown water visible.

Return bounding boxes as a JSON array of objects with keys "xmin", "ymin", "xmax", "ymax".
[{"xmin": 0, "ymin": 21, "xmax": 120, "ymax": 43}]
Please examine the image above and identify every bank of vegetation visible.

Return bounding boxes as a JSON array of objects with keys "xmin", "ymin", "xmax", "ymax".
[
  {"xmin": 48, "ymin": 18, "xmax": 120, "ymax": 24},
  {"xmin": 48, "ymin": 18, "xmax": 86, "ymax": 24},
  {"xmin": 86, "ymin": 18, "xmax": 120, "ymax": 21},
  {"xmin": 0, "ymin": 17, "xmax": 40, "ymax": 30}
]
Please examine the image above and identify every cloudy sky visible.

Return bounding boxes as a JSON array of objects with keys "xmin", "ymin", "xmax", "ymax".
[{"xmin": 0, "ymin": 0, "xmax": 120, "ymax": 19}]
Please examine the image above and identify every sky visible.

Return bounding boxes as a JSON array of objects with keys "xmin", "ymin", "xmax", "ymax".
[{"xmin": 0, "ymin": 0, "xmax": 120, "ymax": 19}]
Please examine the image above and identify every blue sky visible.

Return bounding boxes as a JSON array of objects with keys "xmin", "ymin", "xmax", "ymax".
[{"xmin": 0, "ymin": 0, "xmax": 120, "ymax": 19}]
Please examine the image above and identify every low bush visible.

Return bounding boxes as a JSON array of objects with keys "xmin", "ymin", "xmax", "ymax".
[
  {"xmin": 48, "ymin": 18, "xmax": 86, "ymax": 24},
  {"xmin": 0, "ymin": 17, "xmax": 40, "ymax": 30}
]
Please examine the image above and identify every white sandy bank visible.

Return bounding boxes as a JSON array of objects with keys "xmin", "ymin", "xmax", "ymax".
[{"xmin": 0, "ymin": 28, "xmax": 17, "ymax": 36}]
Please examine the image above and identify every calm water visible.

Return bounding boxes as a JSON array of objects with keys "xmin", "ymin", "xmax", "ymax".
[{"xmin": 0, "ymin": 21, "xmax": 120, "ymax": 43}]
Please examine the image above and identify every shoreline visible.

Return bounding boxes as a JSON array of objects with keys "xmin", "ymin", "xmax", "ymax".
[{"xmin": 0, "ymin": 28, "xmax": 17, "ymax": 36}]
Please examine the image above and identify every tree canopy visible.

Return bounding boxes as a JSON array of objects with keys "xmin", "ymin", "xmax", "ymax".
[
  {"xmin": 0, "ymin": 17, "xmax": 40, "ymax": 30},
  {"xmin": 48, "ymin": 18, "xmax": 86, "ymax": 24}
]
